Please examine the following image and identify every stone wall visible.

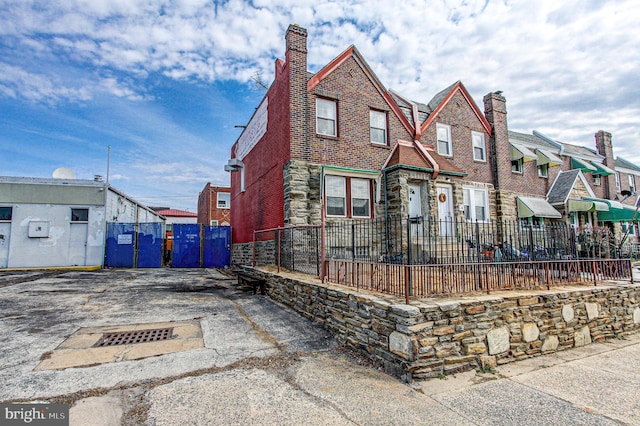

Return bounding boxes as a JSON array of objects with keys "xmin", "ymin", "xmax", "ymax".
[
  {"xmin": 244, "ymin": 266, "xmax": 640, "ymax": 382},
  {"xmin": 232, "ymin": 241, "xmax": 276, "ymax": 267}
]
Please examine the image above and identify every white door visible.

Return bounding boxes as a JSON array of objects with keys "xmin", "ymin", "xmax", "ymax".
[
  {"xmin": 0, "ymin": 223, "xmax": 10, "ymax": 268},
  {"xmin": 408, "ymin": 184, "xmax": 421, "ymax": 218},
  {"xmin": 436, "ymin": 185, "xmax": 455, "ymax": 237},
  {"xmin": 69, "ymin": 223, "xmax": 88, "ymax": 266}
]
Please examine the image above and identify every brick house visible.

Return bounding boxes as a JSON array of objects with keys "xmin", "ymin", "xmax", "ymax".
[
  {"xmin": 197, "ymin": 183, "xmax": 231, "ymax": 226},
  {"xmin": 228, "ymin": 25, "xmax": 639, "ymax": 260}
]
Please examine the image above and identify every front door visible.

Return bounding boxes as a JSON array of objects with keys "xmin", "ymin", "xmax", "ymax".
[
  {"xmin": 408, "ymin": 184, "xmax": 421, "ymax": 218},
  {"xmin": 0, "ymin": 223, "xmax": 10, "ymax": 268},
  {"xmin": 436, "ymin": 185, "xmax": 455, "ymax": 237},
  {"xmin": 69, "ymin": 223, "xmax": 88, "ymax": 266}
]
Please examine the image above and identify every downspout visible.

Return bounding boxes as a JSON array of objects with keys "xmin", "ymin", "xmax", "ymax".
[
  {"xmin": 383, "ymin": 168, "xmax": 389, "ymax": 255},
  {"xmin": 320, "ymin": 166, "xmax": 326, "ymax": 282}
]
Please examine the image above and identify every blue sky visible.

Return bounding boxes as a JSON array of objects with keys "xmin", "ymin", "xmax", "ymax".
[{"xmin": 1, "ymin": 0, "xmax": 639, "ymax": 211}]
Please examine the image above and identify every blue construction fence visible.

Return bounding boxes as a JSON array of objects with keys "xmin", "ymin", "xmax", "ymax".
[{"xmin": 105, "ymin": 223, "xmax": 231, "ymax": 268}]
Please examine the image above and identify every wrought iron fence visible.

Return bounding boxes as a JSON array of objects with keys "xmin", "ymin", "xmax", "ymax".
[
  {"xmin": 325, "ymin": 258, "xmax": 633, "ymax": 301},
  {"xmin": 252, "ymin": 216, "xmax": 632, "ymax": 280},
  {"xmin": 325, "ymin": 215, "xmax": 583, "ymax": 264}
]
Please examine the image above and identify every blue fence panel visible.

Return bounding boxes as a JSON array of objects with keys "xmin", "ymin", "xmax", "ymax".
[
  {"xmin": 172, "ymin": 224, "xmax": 201, "ymax": 267},
  {"xmin": 203, "ymin": 226, "xmax": 231, "ymax": 268},
  {"xmin": 105, "ymin": 223, "xmax": 136, "ymax": 267},
  {"xmin": 137, "ymin": 222, "xmax": 163, "ymax": 268}
]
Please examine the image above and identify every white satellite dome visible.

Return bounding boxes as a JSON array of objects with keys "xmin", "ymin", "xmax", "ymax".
[{"xmin": 52, "ymin": 167, "xmax": 77, "ymax": 179}]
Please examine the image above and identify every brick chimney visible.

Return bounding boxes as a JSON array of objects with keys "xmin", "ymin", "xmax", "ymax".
[
  {"xmin": 484, "ymin": 92, "xmax": 510, "ymax": 188},
  {"xmin": 595, "ymin": 130, "xmax": 616, "ymax": 199},
  {"xmin": 286, "ymin": 24, "xmax": 308, "ymax": 160}
]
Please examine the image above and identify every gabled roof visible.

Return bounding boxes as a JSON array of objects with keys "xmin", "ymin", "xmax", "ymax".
[
  {"xmin": 547, "ymin": 169, "xmax": 594, "ymax": 205},
  {"xmin": 382, "ymin": 140, "xmax": 466, "ymax": 177},
  {"xmin": 615, "ymin": 156, "xmax": 640, "ymax": 173},
  {"xmin": 155, "ymin": 209, "xmax": 197, "ymax": 217},
  {"xmin": 307, "ymin": 45, "xmax": 414, "ymax": 136},
  {"xmin": 419, "ymin": 81, "xmax": 492, "ymax": 135}
]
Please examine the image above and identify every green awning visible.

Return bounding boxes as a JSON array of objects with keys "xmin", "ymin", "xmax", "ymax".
[
  {"xmin": 517, "ymin": 196, "xmax": 562, "ymax": 218},
  {"xmin": 510, "ymin": 143, "xmax": 537, "ymax": 163},
  {"xmin": 536, "ymin": 149, "xmax": 563, "ymax": 167},
  {"xmin": 571, "ymin": 157, "xmax": 597, "ymax": 172},
  {"xmin": 589, "ymin": 161, "xmax": 615, "ymax": 176},
  {"xmin": 568, "ymin": 199, "xmax": 609, "ymax": 212},
  {"xmin": 597, "ymin": 205, "xmax": 639, "ymax": 223},
  {"xmin": 583, "ymin": 197, "xmax": 639, "ymax": 222}
]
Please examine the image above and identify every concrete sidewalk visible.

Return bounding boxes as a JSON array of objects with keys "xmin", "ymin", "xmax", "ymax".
[{"xmin": 1, "ymin": 268, "xmax": 638, "ymax": 425}]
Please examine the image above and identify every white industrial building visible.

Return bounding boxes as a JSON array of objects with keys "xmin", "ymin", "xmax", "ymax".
[{"xmin": 0, "ymin": 176, "xmax": 164, "ymax": 269}]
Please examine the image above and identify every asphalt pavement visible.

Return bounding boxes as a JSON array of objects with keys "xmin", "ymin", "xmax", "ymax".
[{"xmin": 0, "ymin": 268, "xmax": 638, "ymax": 425}]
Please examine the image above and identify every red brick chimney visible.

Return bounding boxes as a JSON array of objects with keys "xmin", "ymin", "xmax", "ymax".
[
  {"xmin": 286, "ymin": 24, "xmax": 308, "ymax": 160},
  {"xmin": 595, "ymin": 130, "xmax": 616, "ymax": 199}
]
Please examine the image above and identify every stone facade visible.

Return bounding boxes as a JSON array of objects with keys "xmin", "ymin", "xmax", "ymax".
[{"xmin": 245, "ymin": 266, "xmax": 640, "ymax": 382}]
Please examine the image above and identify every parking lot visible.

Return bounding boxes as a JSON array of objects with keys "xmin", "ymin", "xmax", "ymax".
[{"xmin": 1, "ymin": 268, "xmax": 639, "ymax": 425}]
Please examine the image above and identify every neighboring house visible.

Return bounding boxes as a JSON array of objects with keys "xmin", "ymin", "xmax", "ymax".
[
  {"xmin": 0, "ymin": 176, "xmax": 163, "ymax": 269},
  {"xmin": 227, "ymin": 25, "xmax": 639, "ymax": 258},
  {"xmin": 155, "ymin": 208, "xmax": 197, "ymax": 252},
  {"xmin": 197, "ymin": 183, "xmax": 231, "ymax": 226}
]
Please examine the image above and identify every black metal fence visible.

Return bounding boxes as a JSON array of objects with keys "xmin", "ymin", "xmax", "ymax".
[
  {"xmin": 325, "ymin": 215, "xmax": 581, "ymax": 265},
  {"xmin": 252, "ymin": 216, "xmax": 629, "ymax": 276}
]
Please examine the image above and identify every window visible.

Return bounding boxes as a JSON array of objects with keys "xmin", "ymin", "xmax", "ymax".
[
  {"xmin": 593, "ymin": 175, "xmax": 601, "ymax": 186},
  {"xmin": 326, "ymin": 176, "xmax": 346, "ymax": 216},
  {"xmin": 537, "ymin": 163, "xmax": 548, "ymax": 178},
  {"xmin": 316, "ymin": 98, "xmax": 337, "ymax": 137},
  {"xmin": 325, "ymin": 175, "xmax": 373, "ymax": 218},
  {"xmin": 0, "ymin": 207, "xmax": 11, "ymax": 221},
  {"xmin": 463, "ymin": 188, "xmax": 488, "ymax": 222},
  {"xmin": 370, "ymin": 110, "xmax": 387, "ymax": 145},
  {"xmin": 351, "ymin": 178, "xmax": 371, "ymax": 218},
  {"xmin": 436, "ymin": 123, "xmax": 452, "ymax": 156},
  {"xmin": 210, "ymin": 220, "xmax": 218, "ymax": 226},
  {"xmin": 511, "ymin": 159, "xmax": 523, "ymax": 173},
  {"xmin": 519, "ymin": 217, "xmax": 544, "ymax": 230},
  {"xmin": 217, "ymin": 192, "xmax": 230, "ymax": 209},
  {"xmin": 471, "ymin": 131, "xmax": 485, "ymax": 161},
  {"xmin": 629, "ymin": 175, "xmax": 636, "ymax": 193},
  {"xmin": 616, "ymin": 172, "xmax": 621, "ymax": 192},
  {"xmin": 71, "ymin": 208, "xmax": 88, "ymax": 222}
]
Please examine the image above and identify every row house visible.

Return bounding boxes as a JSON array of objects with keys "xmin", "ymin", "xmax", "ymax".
[
  {"xmin": 227, "ymin": 25, "xmax": 639, "ymax": 260},
  {"xmin": 197, "ymin": 183, "xmax": 231, "ymax": 226}
]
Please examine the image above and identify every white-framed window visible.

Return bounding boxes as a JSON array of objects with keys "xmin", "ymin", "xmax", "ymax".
[
  {"xmin": 370, "ymin": 110, "xmax": 387, "ymax": 145},
  {"xmin": 325, "ymin": 175, "xmax": 373, "ymax": 218},
  {"xmin": 316, "ymin": 98, "xmax": 337, "ymax": 137},
  {"xmin": 436, "ymin": 123, "xmax": 452, "ymax": 156},
  {"xmin": 0, "ymin": 206, "xmax": 12, "ymax": 221},
  {"xmin": 593, "ymin": 175, "xmax": 601, "ymax": 185},
  {"xmin": 511, "ymin": 159, "xmax": 523, "ymax": 173},
  {"xmin": 210, "ymin": 220, "xmax": 218, "ymax": 226},
  {"xmin": 622, "ymin": 222, "xmax": 636, "ymax": 236},
  {"xmin": 537, "ymin": 163, "xmax": 548, "ymax": 178},
  {"xmin": 351, "ymin": 178, "xmax": 371, "ymax": 218},
  {"xmin": 471, "ymin": 131, "xmax": 485, "ymax": 161},
  {"xmin": 463, "ymin": 188, "xmax": 489, "ymax": 222},
  {"xmin": 629, "ymin": 175, "xmax": 636, "ymax": 193},
  {"xmin": 217, "ymin": 192, "xmax": 230, "ymax": 209},
  {"xmin": 326, "ymin": 175, "xmax": 346, "ymax": 217},
  {"xmin": 616, "ymin": 172, "xmax": 621, "ymax": 191},
  {"xmin": 520, "ymin": 217, "xmax": 544, "ymax": 230},
  {"xmin": 71, "ymin": 208, "xmax": 89, "ymax": 222}
]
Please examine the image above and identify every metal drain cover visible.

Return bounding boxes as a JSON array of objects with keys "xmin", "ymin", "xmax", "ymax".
[{"xmin": 94, "ymin": 327, "xmax": 174, "ymax": 347}]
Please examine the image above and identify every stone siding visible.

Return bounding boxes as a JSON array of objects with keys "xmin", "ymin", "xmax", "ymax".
[{"xmin": 244, "ymin": 267, "xmax": 640, "ymax": 382}]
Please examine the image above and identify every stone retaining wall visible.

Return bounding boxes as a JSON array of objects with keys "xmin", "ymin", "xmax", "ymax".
[{"xmin": 244, "ymin": 267, "xmax": 640, "ymax": 382}]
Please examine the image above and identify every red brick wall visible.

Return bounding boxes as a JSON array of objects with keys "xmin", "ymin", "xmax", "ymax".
[
  {"xmin": 230, "ymin": 60, "xmax": 291, "ymax": 243},
  {"xmin": 301, "ymin": 55, "xmax": 413, "ymax": 170},
  {"xmin": 419, "ymin": 91, "xmax": 493, "ymax": 184}
]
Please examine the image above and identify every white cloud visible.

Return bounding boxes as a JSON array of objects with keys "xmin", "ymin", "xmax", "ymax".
[{"xmin": 1, "ymin": 0, "xmax": 639, "ymax": 164}]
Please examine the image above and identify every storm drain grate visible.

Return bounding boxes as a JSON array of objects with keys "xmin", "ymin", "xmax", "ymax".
[{"xmin": 94, "ymin": 327, "xmax": 174, "ymax": 347}]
